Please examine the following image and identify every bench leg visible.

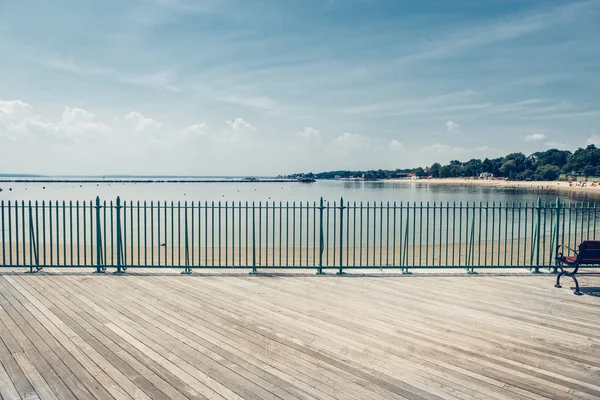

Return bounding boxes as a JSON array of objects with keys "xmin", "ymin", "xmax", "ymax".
[
  {"xmin": 570, "ymin": 274, "xmax": 582, "ymax": 296},
  {"xmin": 555, "ymin": 271, "xmax": 564, "ymax": 288}
]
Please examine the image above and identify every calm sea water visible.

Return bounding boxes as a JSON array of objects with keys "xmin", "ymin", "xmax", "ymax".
[{"xmin": 0, "ymin": 178, "xmax": 598, "ymax": 204}]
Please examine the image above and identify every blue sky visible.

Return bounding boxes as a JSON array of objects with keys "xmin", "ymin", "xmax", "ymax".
[{"xmin": 1, "ymin": 0, "xmax": 599, "ymax": 175}]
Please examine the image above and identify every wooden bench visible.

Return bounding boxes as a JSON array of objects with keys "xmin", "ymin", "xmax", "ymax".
[{"xmin": 555, "ymin": 240, "xmax": 600, "ymax": 295}]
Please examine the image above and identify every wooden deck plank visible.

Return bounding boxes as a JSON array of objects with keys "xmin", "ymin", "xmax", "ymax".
[
  {"xmin": 0, "ymin": 278, "xmax": 102, "ymax": 400},
  {"xmin": 20, "ymin": 274, "xmax": 204, "ymax": 400},
  {"xmin": 97, "ymin": 276, "xmax": 398, "ymax": 398},
  {"xmin": 0, "ymin": 270, "xmax": 598, "ymax": 400},
  {"xmin": 67, "ymin": 281, "xmax": 370, "ymax": 397},
  {"xmin": 1, "ymin": 276, "xmax": 139, "ymax": 400},
  {"xmin": 244, "ymin": 276, "xmax": 600, "ymax": 398},
  {"xmin": 0, "ymin": 358, "xmax": 22, "ymax": 400},
  {"xmin": 185, "ymin": 277, "xmax": 573, "ymax": 400}
]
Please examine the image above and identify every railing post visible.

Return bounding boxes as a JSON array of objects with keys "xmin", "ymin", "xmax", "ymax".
[
  {"xmin": 182, "ymin": 201, "xmax": 192, "ymax": 274},
  {"xmin": 114, "ymin": 196, "xmax": 125, "ymax": 274},
  {"xmin": 250, "ymin": 201, "xmax": 258, "ymax": 274},
  {"xmin": 533, "ymin": 198, "xmax": 541, "ymax": 273},
  {"xmin": 317, "ymin": 197, "xmax": 325, "ymax": 275},
  {"xmin": 553, "ymin": 198, "xmax": 561, "ymax": 273},
  {"xmin": 337, "ymin": 197, "xmax": 345, "ymax": 275},
  {"xmin": 26, "ymin": 201, "xmax": 41, "ymax": 273},
  {"xmin": 94, "ymin": 196, "xmax": 105, "ymax": 273}
]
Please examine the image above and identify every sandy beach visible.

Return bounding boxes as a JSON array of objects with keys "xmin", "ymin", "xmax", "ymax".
[{"xmin": 382, "ymin": 178, "xmax": 600, "ymax": 195}]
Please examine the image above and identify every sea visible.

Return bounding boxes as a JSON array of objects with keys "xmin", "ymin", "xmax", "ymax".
[{"xmin": 0, "ymin": 177, "xmax": 598, "ymax": 205}]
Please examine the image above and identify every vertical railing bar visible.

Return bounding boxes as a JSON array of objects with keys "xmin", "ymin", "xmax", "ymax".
[
  {"xmin": 149, "ymin": 201, "xmax": 153, "ymax": 266},
  {"xmin": 8, "ymin": 201, "xmax": 13, "ymax": 265},
  {"xmin": 379, "ymin": 201, "xmax": 383, "ymax": 268},
  {"xmin": 252, "ymin": 201, "xmax": 257, "ymax": 273},
  {"xmin": 177, "ymin": 201, "xmax": 181, "ymax": 266},
  {"xmin": 366, "ymin": 202, "xmax": 369, "ymax": 267},
  {"xmin": 286, "ymin": 201, "xmax": 289, "ymax": 267},
  {"xmin": 14, "ymin": 201, "xmax": 19, "ymax": 266},
  {"xmin": 280, "ymin": 202, "xmax": 283, "ymax": 267},
  {"xmin": 359, "ymin": 202, "xmax": 363, "ymax": 266},
  {"xmin": 483, "ymin": 202, "xmax": 488, "ymax": 267},
  {"xmin": 44, "ymin": 201, "xmax": 48, "ymax": 266},
  {"xmin": 386, "ymin": 202, "xmax": 390, "ymax": 268},
  {"xmin": 326, "ymin": 201, "xmax": 330, "ymax": 267},
  {"xmin": 76, "ymin": 201, "xmax": 80, "ymax": 265},
  {"xmin": 332, "ymin": 201, "xmax": 336, "ymax": 268},
  {"xmin": 339, "ymin": 197, "xmax": 344, "ymax": 273},
  {"xmin": 157, "ymin": 202, "xmax": 161, "ymax": 267},
  {"xmin": 458, "ymin": 202, "xmax": 463, "ymax": 266},
  {"xmin": 346, "ymin": 201, "xmax": 350, "ymax": 268},
  {"xmin": 1, "ymin": 200, "xmax": 5, "ymax": 266},
  {"xmin": 291, "ymin": 201, "xmax": 295, "ymax": 267},
  {"xmin": 297, "ymin": 202, "xmax": 300, "ymax": 267},
  {"xmin": 61, "ymin": 201, "xmax": 66, "ymax": 266},
  {"xmin": 258, "ymin": 201, "xmax": 262, "ymax": 267},
  {"xmin": 426, "ymin": 202, "xmax": 430, "ymax": 267},
  {"xmin": 21, "ymin": 201, "xmax": 26, "ymax": 265},
  {"xmin": 123, "ymin": 200, "xmax": 127, "ymax": 266}
]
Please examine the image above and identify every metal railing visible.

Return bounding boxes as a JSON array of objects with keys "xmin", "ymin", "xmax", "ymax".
[{"xmin": 1, "ymin": 197, "xmax": 598, "ymax": 274}]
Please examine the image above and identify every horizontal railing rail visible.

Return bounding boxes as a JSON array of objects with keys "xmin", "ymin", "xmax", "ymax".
[{"xmin": 0, "ymin": 197, "xmax": 598, "ymax": 274}]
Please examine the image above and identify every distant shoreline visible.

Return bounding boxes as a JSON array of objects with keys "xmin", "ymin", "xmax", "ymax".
[
  {"xmin": 381, "ymin": 178, "xmax": 600, "ymax": 194},
  {"xmin": 0, "ymin": 178, "xmax": 295, "ymax": 184}
]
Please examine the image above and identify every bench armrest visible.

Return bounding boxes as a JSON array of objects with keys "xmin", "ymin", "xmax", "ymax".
[{"xmin": 555, "ymin": 244, "xmax": 578, "ymax": 259}]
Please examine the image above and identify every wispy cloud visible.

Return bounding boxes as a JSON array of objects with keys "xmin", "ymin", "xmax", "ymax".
[
  {"xmin": 393, "ymin": 1, "xmax": 595, "ymax": 65},
  {"xmin": 40, "ymin": 58, "xmax": 180, "ymax": 91},
  {"xmin": 221, "ymin": 96, "xmax": 277, "ymax": 110}
]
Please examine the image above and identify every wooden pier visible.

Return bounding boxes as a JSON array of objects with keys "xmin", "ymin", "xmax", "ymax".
[{"xmin": 0, "ymin": 270, "xmax": 598, "ymax": 399}]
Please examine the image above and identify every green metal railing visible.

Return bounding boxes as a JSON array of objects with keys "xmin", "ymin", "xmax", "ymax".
[{"xmin": 1, "ymin": 197, "xmax": 598, "ymax": 274}]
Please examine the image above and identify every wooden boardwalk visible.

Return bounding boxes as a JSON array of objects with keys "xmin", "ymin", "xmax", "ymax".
[{"xmin": 0, "ymin": 270, "xmax": 599, "ymax": 399}]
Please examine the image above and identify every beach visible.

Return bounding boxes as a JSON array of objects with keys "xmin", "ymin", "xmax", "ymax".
[{"xmin": 383, "ymin": 178, "xmax": 600, "ymax": 195}]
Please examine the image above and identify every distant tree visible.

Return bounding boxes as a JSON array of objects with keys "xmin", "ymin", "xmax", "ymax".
[
  {"xmin": 429, "ymin": 163, "xmax": 442, "ymax": 178},
  {"xmin": 564, "ymin": 145, "xmax": 600, "ymax": 176},
  {"xmin": 463, "ymin": 159, "xmax": 482, "ymax": 177},
  {"xmin": 535, "ymin": 165, "xmax": 561, "ymax": 181},
  {"xmin": 414, "ymin": 167, "xmax": 426, "ymax": 177},
  {"xmin": 499, "ymin": 160, "xmax": 518, "ymax": 179},
  {"xmin": 503, "ymin": 153, "xmax": 527, "ymax": 175}
]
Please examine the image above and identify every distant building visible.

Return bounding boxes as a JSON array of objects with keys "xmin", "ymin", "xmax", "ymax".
[{"xmin": 479, "ymin": 172, "xmax": 494, "ymax": 179}]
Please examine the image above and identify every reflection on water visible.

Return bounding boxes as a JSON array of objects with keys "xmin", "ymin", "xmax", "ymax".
[{"xmin": 0, "ymin": 179, "xmax": 599, "ymax": 204}]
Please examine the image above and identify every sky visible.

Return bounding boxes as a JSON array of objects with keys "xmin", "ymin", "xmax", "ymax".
[{"xmin": 1, "ymin": 0, "xmax": 599, "ymax": 176}]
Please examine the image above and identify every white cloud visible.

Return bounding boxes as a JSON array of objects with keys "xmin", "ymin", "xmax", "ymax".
[
  {"xmin": 297, "ymin": 127, "xmax": 320, "ymax": 139},
  {"xmin": 125, "ymin": 111, "xmax": 161, "ymax": 133},
  {"xmin": 221, "ymin": 96, "xmax": 277, "ymax": 110},
  {"xmin": 0, "ymin": 100, "xmax": 109, "ymax": 142},
  {"xmin": 182, "ymin": 123, "xmax": 210, "ymax": 135},
  {"xmin": 523, "ymin": 133, "xmax": 546, "ymax": 141},
  {"xmin": 587, "ymin": 134, "xmax": 600, "ymax": 146},
  {"xmin": 227, "ymin": 117, "xmax": 256, "ymax": 132},
  {"xmin": 446, "ymin": 121, "xmax": 461, "ymax": 133},
  {"xmin": 54, "ymin": 107, "xmax": 111, "ymax": 141},
  {"xmin": 389, "ymin": 139, "xmax": 403, "ymax": 148},
  {"xmin": 0, "ymin": 100, "xmax": 36, "ymax": 140}
]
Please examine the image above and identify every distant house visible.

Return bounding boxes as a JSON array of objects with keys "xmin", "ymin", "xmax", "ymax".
[{"xmin": 479, "ymin": 172, "xmax": 494, "ymax": 179}]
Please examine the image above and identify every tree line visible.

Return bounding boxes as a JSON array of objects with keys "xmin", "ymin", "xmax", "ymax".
[{"xmin": 288, "ymin": 145, "xmax": 600, "ymax": 181}]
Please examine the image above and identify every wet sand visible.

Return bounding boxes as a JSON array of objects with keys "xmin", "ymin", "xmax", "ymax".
[{"xmin": 383, "ymin": 178, "xmax": 600, "ymax": 195}]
